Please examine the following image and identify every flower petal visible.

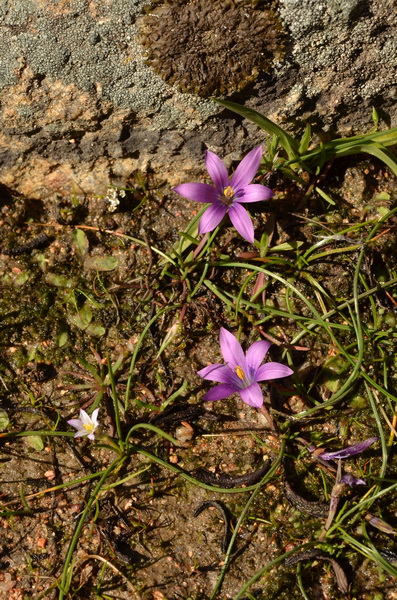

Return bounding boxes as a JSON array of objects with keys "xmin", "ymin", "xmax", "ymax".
[
  {"xmin": 256, "ymin": 362, "xmax": 294, "ymax": 381},
  {"xmin": 239, "ymin": 382, "xmax": 264, "ymax": 408},
  {"xmin": 237, "ymin": 183, "xmax": 274, "ymax": 203},
  {"xmin": 198, "ymin": 363, "xmax": 238, "ymax": 385},
  {"xmin": 173, "ymin": 183, "xmax": 220, "ymax": 203},
  {"xmin": 198, "ymin": 203, "xmax": 227, "ymax": 234},
  {"xmin": 228, "ymin": 203, "xmax": 255, "ymax": 243},
  {"xmin": 245, "ymin": 340, "xmax": 271, "ymax": 371},
  {"xmin": 79, "ymin": 409, "xmax": 92, "ymax": 425},
  {"xmin": 319, "ymin": 437, "xmax": 378, "ymax": 461},
  {"xmin": 203, "ymin": 383, "xmax": 237, "ymax": 402},
  {"xmin": 230, "ymin": 146, "xmax": 262, "ymax": 191},
  {"xmin": 205, "ymin": 150, "xmax": 229, "ymax": 190},
  {"xmin": 91, "ymin": 408, "xmax": 99, "ymax": 425},
  {"xmin": 67, "ymin": 418, "xmax": 83, "ymax": 429},
  {"xmin": 74, "ymin": 430, "xmax": 87, "ymax": 438},
  {"xmin": 220, "ymin": 328, "xmax": 246, "ymax": 369}
]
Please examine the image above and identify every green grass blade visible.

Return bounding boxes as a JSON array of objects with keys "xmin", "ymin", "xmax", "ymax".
[
  {"xmin": 213, "ymin": 98, "xmax": 300, "ymax": 160},
  {"xmin": 298, "ymin": 123, "xmax": 312, "ymax": 155}
]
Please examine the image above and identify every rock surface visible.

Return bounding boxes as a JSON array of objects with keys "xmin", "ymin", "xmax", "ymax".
[{"xmin": 0, "ymin": 0, "xmax": 395, "ymax": 199}]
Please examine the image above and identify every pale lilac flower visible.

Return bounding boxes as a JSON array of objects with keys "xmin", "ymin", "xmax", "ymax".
[
  {"xmin": 67, "ymin": 408, "xmax": 99, "ymax": 441},
  {"xmin": 318, "ymin": 437, "xmax": 378, "ymax": 461},
  {"xmin": 173, "ymin": 146, "xmax": 273, "ymax": 244},
  {"xmin": 198, "ymin": 328, "xmax": 293, "ymax": 409}
]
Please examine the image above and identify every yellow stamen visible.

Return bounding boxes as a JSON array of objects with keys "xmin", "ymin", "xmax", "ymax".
[
  {"xmin": 223, "ymin": 186, "xmax": 234, "ymax": 198},
  {"xmin": 236, "ymin": 365, "xmax": 245, "ymax": 380},
  {"xmin": 221, "ymin": 185, "xmax": 235, "ymax": 206},
  {"xmin": 84, "ymin": 423, "xmax": 95, "ymax": 432}
]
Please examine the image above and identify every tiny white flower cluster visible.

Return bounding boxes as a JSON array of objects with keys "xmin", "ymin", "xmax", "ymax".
[{"xmin": 104, "ymin": 187, "xmax": 126, "ymax": 213}]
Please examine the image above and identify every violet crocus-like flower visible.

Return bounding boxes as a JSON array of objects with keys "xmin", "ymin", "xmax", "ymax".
[
  {"xmin": 67, "ymin": 408, "xmax": 99, "ymax": 441},
  {"xmin": 173, "ymin": 146, "xmax": 273, "ymax": 244},
  {"xmin": 197, "ymin": 328, "xmax": 293, "ymax": 409},
  {"xmin": 318, "ymin": 437, "xmax": 378, "ymax": 461}
]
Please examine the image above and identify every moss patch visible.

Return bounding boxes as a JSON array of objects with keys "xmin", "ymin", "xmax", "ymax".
[{"xmin": 138, "ymin": 0, "xmax": 285, "ymax": 96}]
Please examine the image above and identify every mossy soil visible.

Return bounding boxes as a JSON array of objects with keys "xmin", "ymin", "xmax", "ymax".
[{"xmin": 0, "ymin": 158, "xmax": 397, "ymax": 600}]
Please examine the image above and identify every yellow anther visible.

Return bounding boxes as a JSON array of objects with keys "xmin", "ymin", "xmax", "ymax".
[
  {"xmin": 236, "ymin": 365, "xmax": 245, "ymax": 380},
  {"xmin": 223, "ymin": 186, "xmax": 234, "ymax": 198},
  {"xmin": 84, "ymin": 423, "xmax": 95, "ymax": 432}
]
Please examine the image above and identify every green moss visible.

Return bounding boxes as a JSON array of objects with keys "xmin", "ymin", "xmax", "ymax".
[{"xmin": 138, "ymin": 0, "xmax": 285, "ymax": 96}]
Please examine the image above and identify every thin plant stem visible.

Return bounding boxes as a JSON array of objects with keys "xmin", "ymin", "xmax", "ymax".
[
  {"xmin": 107, "ymin": 356, "xmax": 123, "ymax": 442},
  {"xmin": 58, "ymin": 456, "xmax": 124, "ymax": 600}
]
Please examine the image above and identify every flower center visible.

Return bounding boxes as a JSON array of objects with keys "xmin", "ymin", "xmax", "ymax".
[
  {"xmin": 84, "ymin": 423, "xmax": 95, "ymax": 433},
  {"xmin": 221, "ymin": 185, "xmax": 235, "ymax": 206}
]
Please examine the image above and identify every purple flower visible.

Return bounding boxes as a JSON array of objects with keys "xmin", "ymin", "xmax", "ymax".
[
  {"xmin": 67, "ymin": 408, "xmax": 99, "ymax": 440},
  {"xmin": 318, "ymin": 437, "xmax": 378, "ymax": 461},
  {"xmin": 173, "ymin": 146, "xmax": 273, "ymax": 244},
  {"xmin": 340, "ymin": 474, "xmax": 367, "ymax": 487},
  {"xmin": 197, "ymin": 328, "xmax": 293, "ymax": 408}
]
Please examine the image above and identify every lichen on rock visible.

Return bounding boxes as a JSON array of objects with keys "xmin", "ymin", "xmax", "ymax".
[{"xmin": 138, "ymin": 0, "xmax": 284, "ymax": 96}]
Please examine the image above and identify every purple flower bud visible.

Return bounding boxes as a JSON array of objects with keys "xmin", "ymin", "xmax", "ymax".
[
  {"xmin": 318, "ymin": 437, "xmax": 378, "ymax": 461},
  {"xmin": 365, "ymin": 514, "xmax": 395, "ymax": 534}
]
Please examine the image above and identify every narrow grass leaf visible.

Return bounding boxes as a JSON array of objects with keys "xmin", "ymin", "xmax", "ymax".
[
  {"xmin": 213, "ymin": 98, "xmax": 300, "ymax": 160},
  {"xmin": 315, "ymin": 186, "xmax": 336, "ymax": 205}
]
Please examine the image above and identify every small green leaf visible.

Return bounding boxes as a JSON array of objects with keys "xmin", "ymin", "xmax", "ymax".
[
  {"xmin": 25, "ymin": 435, "xmax": 44, "ymax": 451},
  {"xmin": 377, "ymin": 206, "xmax": 390, "ymax": 218},
  {"xmin": 14, "ymin": 272, "xmax": 29, "ymax": 286},
  {"xmin": 57, "ymin": 331, "xmax": 69, "ymax": 347},
  {"xmin": 0, "ymin": 410, "xmax": 10, "ymax": 431},
  {"xmin": 86, "ymin": 323, "xmax": 106, "ymax": 337},
  {"xmin": 46, "ymin": 273, "xmax": 74, "ymax": 288},
  {"xmin": 69, "ymin": 303, "xmax": 93, "ymax": 330},
  {"xmin": 376, "ymin": 192, "xmax": 391, "ymax": 201},
  {"xmin": 269, "ymin": 241, "xmax": 304, "ymax": 252},
  {"xmin": 84, "ymin": 256, "xmax": 119, "ymax": 271},
  {"xmin": 72, "ymin": 229, "xmax": 89, "ymax": 257},
  {"xmin": 324, "ymin": 377, "xmax": 342, "ymax": 393}
]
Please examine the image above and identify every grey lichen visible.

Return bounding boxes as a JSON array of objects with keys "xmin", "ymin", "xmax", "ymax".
[{"xmin": 138, "ymin": 0, "xmax": 285, "ymax": 97}]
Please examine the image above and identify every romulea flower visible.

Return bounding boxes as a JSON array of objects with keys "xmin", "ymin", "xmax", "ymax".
[
  {"xmin": 198, "ymin": 328, "xmax": 293, "ymax": 409},
  {"xmin": 318, "ymin": 437, "xmax": 378, "ymax": 461},
  {"xmin": 340, "ymin": 473, "xmax": 367, "ymax": 487},
  {"xmin": 173, "ymin": 146, "xmax": 273, "ymax": 243},
  {"xmin": 67, "ymin": 408, "xmax": 99, "ymax": 441}
]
